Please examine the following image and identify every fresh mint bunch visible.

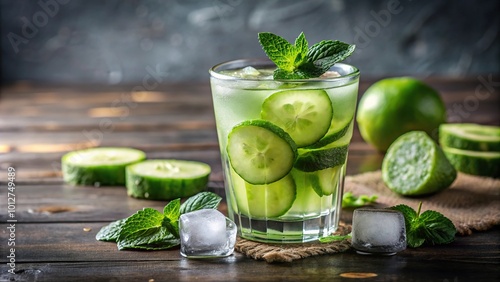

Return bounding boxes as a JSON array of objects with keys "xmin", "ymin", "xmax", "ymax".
[
  {"xmin": 258, "ymin": 32, "xmax": 355, "ymax": 79},
  {"xmin": 96, "ymin": 192, "xmax": 222, "ymax": 250},
  {"xmin": 391, "ymin": 202, "xmax": 456, "ymax": 248}
]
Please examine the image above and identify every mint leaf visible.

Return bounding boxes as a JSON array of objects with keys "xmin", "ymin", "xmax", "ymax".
[
  {"xmin": 258, "ymin": 32, "xmax": 355, "ymax": 79},
  {"xmin": 319, "ymin": 233, "xmax": 351, "ymax": 243},
  {"xmin": 95, "ymin": 219, "xmax": 126, "ymax": 242},
  {"xmin": 417, "ymin": 210, "xmax": 456, "ymax": 245},
  {"xmin": 96, "ymin": 192, "xmax": 222, "ymax": 251},
  {"xmin": 390, "ymin": 203, "xmax": 456, "ymax": 248},
  {"xmin": 180, "ymin": 191, "xmax": 222, "ymax": 214},
  {"xmin": 342, "ymin": 192, "xmax": 378, "ymax": 208},
  {"xmin": 258, "ymin": 32, "xmax": 299, "ymax": 72},
  {"xmin": 117, "ymin": 208, "xmax": 179, "ymax": 250},
  {"xmin": 305, "ymin": 40, "xmax": 356, "ymax": 73},
  {"xmin": 163, "ymin": 198, "xmax": 181, "ymax": 237}
]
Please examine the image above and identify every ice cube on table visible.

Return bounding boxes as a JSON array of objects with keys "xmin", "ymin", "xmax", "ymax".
[
  {"xmin": 179, "ymin": 209, "xmax": 237, "ymax": 258},
  {"xmin": 351, "ymin": 208, "xmax": 407, "ymax": 255}
]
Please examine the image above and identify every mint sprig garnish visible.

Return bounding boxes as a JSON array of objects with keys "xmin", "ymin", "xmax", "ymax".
[
  {"xmin": 96, "ymin": 192, "xmax": 222, "ymax": 250},
  {"xmin": 258, "ymin": 32, "xmax": 355, "ymax": 79},
  {"xmin": 391, "ymin": 202, "xmax": 456, "ymax": 248}
]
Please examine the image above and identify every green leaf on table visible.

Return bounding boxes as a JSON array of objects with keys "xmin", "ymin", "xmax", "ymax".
[
  {"xmin": 390, "ymin": 203, "xmax": 456, "ymax": 248},
  {"xmin": 319, "ymin": 233, "xmax": 352, "ymax": 243},
  {"xmin": 258, "ymin": 32, "xmax": 355, "ymax": 79},
  {"xmin": 163, "ymin": 198, "xmax": 181, "ymax": 238},
  {"xmin": 96, "ymin": 192, "xmax": 222, "ymax": 251},
  {"xmin": 180, "ymin": 191, "xmax": 222, "ymax": 214},
  {"xmin": 117, "ymin": 208, "xmax": 175, "ymax": 250},
  {"xmin": 95, "ymin": 218, "xmax": 126, "ymax": 242},
  {"xmin": 342, "ymin": 192, "xmax": 378, "ymax": 208}
]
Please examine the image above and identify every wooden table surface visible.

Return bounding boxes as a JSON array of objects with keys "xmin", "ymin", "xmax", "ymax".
[{"xmin": 1, "ymin": 77, "xmax": 499, "ymax": 282}]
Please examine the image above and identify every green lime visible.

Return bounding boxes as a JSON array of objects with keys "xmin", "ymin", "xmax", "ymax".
[
  {"xmin": 62, "ymin": 147, "xmax": 146, "ymax": 186},
  {"xmin": 442, "ymin": 147, "xmax": 500, "ymax": 178},
  {"xmin": 126, "ymin": 160, "xmax": 211, "ymax": 200},
  {"xmin": 382, "ymin": 131, "xmax": 457, "ymax": 196},
  {"xmin": 439, "ymin": 123, "xmax": 500, "ymax": 152},
  {"xmin": 357, "ymin": 77, "xmax": 447, "ymax": 152}
]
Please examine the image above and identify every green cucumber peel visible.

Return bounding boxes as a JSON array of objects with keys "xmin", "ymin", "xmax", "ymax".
[{"xmin": 96, "ymin": 191, "xmax": 222, "ymax": 250}]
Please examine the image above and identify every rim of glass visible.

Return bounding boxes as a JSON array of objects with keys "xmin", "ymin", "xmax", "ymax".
[{"xmin": 209, "ymin": 58, "xmax": 360, "ymax": 82}]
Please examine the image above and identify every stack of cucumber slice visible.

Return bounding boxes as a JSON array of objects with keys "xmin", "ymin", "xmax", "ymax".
[
  {"xmin": 439, "ymin": 123, "xmax": 500, "ymax": 178},
  {"xmin": 226, "ymin": 89, "xmax": 352, "ymax": 218},
  {"xmin": 62, "ymin": 147, "xmax": 211, "ymax": 200}
]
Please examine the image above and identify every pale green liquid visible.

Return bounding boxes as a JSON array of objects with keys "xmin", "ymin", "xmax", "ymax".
[{"xmin": 211, "ymin": 69, "xmax": 359, "ymax": 243}]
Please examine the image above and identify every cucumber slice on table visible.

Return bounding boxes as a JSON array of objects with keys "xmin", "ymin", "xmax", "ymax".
[
  {"xmin": 261, "ymin": 89, "xmax": 333, "ymax": 147},
  {"xmin": 382, "ymin": 131, "xmax": 457, "ymax": 196},
  {"xmin": 231, "ymin": 168, "xmax": 296, "ymax": 218},
  {"xmin": 126, "ymin": 160, "xmax": 211, "ymax": 200},
  {"xmin": 227, "ymin": 120, "xmax": 297, "ymax": 185},
  {"xmin": 442, "ymin": 147, "xmax": 500, "ymax": 178},
  {"xmin": 439, "ymin": 123, "xmax": 500, "ymax": 152},
  {"xmin": 62, "ymin": 147, "xmax": 146, "ymax": 186}
]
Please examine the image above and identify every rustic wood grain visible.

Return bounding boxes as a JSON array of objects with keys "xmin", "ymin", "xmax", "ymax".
[{"xmin": 0, "ymin": 78, "xmax": 499, "ymax": 281}]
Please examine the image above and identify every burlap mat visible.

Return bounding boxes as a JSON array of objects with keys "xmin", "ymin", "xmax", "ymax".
[
  {"xmin": 234, "ymin": 171, "xmax": 500, "ymax": 263},
  {"xmin": 235, "ymin": 223, "xmax": 352, "ymax": 263}
]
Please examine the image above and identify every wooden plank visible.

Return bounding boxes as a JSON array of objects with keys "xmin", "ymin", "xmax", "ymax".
[{"xmin": 0, "ymin": 223, "xmax": 498, "ymax": 281}]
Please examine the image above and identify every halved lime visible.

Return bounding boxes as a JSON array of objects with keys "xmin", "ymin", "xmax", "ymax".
[
  {"xmin": 126, "ymin": 159, "xmax": 211, "ymax": 200},
  {"xmin": 227, "ymin": 120, "xmax": 297, "ymax": 185},
  {"xmin": 442, "ymin": 147, "xmax": 500, "ymax": 178},
  {"xmin": 261, "ymin": 89, "xmax": 333, "ymax": 147},
  {"xmin": 382, "ymin": 131, "xmax": 457, "ymax": 196},
  {"xmin": 439, "ymin": 123, "xmax": 500, "ymax": 152},
  {"xmin": 62, "ymin": 147, "xmax": 146, "ymax": 186}
]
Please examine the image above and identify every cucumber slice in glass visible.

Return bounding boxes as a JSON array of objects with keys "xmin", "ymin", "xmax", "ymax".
[
  {"xmin": 227, "ymin": 120, "xmax": 297, "ymax": 185},
  {"xmin": 126, "ymin": 160, "xmax": 211, "ymax": 200},
  {"xmin": 439, "ymin": 123, "xmax": 500, "ymax": 152},
  {"xmin": 261, "ymin": 89, "xmax": 333, "ymax": 147},
  {"xmin": 62, "ymin": 147, "xmax": 146, "ymax": 186},
  {"xmin": 231, "ymin": 168, "xmax": 296, "ymax": 218}
]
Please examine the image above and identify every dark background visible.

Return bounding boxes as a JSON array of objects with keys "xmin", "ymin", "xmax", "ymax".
[{"xmin": 1, "ymin": 0, "xmax": 499, "ymax": 85}]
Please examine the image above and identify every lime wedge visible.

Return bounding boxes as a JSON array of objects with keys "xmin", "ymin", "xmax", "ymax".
[
  {"xmin": 442, "ymin": 147, "xmax": 500, "ymax": 178},
  {"xmin": 382, "ymin": 131, "xmax": 457, "ymax": 196},
  {"xmin": 62, "ymin": 147, "xmax": 146, "ymax": 186},
  {"xmin": 126, "ymin": 160, "xmax": 211, "ymax": 200},
  {"xmin": 439, "ymin": 123, "xmax": 500, "ymax": 152}
]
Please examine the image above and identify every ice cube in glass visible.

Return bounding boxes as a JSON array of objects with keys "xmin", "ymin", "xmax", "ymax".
[
  {"xmin": 351, "ymin": 208, "xmax": 407, "ymax": 255},
  {"xmin": 179, "ymin": 209, "xmax": 237, "ymax": 258}
]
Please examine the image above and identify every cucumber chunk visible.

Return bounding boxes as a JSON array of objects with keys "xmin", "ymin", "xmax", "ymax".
[
  {"xmin": 227, "ymin": 120, "xmax": 297, "ymax": 185},
  {"xmin": 126, "ymin": 160, "xmax": 211, "ymax": 200},
  {"xmin": 382, "ymin": 131, "xmax": 457, "ymax": 196},
  {"xmin": 231, "ymin": 168, "xmax": 296, "ymax": 218},
  {"xmin": 294, "ymin": 122, "xmax": 352, "ymax": 172},
  {"xmin": 439, "ymin": 123, "xmax": 500, "ymax": 152},
  {"xmin": 62, "ymin": 147, "xmax": 146, "ymax": 186},
  {"xmin": 261, "ymin": 89, "xmax": 333, "ymax": 147},
  {"xmin": 442, "ymin": 147, "xmax": 500, "ymax": 178}
]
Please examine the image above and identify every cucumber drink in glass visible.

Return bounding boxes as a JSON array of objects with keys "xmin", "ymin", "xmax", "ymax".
[{"xmin": 209, "ymin": 33, "xmax": 359, "ymax": 243}]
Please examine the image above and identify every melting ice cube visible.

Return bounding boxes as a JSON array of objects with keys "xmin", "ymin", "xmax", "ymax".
[
  {"xmin": 179, "ymin": 209, "xmax": 237, "ymax": 258},
  {"xmin": 351, "ymin": 208, "xmax": 407, "ymax": 255}
]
